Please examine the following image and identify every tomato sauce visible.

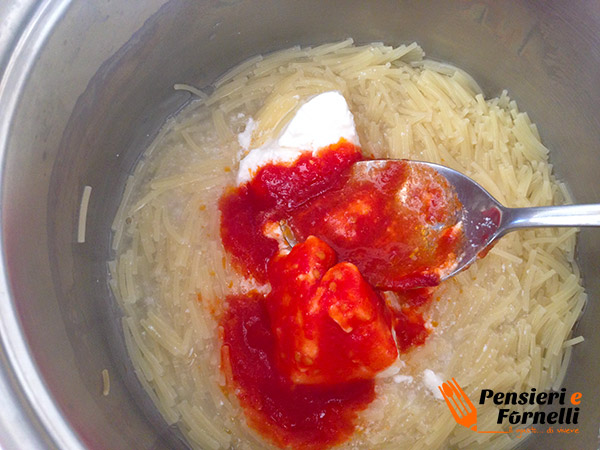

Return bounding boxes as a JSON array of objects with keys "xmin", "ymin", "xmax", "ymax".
[
  {"xmin": 217, "ymin": 141, "xmax": 463, "ymax": 449},
  {"xmin": 219, "ymin": 140, "xmax": 362, "ymax": 282},
  {"xmin": 267, "ymin": 236, "xmax": 398, "ymax": 385},
  {"xmin": 221, "ymin": 294, "xmax": 375, "ymax": 450},
  {"xmin": 289, "ymin": 159, "xmax": 462, "ymax": 290}
]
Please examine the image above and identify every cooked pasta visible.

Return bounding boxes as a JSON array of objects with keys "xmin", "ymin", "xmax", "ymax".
[{"xmin": 110, "ymin": 40, "xmax": 585, "ymax": 449}]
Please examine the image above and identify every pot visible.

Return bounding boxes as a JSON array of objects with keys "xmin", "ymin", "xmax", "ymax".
[{"xmin": 0, "ymin": 1, "xmax": 598, "ymax": 448}]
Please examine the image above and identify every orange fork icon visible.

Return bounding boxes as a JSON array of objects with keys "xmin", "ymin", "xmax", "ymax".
[{"xmin": 438, "ymin": 378, "xmax": 512, "ymax": 434}]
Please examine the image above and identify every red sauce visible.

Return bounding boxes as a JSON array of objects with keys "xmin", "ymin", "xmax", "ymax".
[
  {"xmin": 393, "ymin": 308, "xmax": 430, "ymax": 352},
  {"xmin": 381, "ymin": 288, "xmax": 435, "ymax": 352},
  {"xmin": 219, "ymin": 183, "xmax": 279, "ymax": 281},
  {"xmin": 217, "ymin": 140, "xmax": 463, "ymax": 449},
  {"xmin": 267, "ymin": 236, "xmax": 397, "ymax": 385},
  {"xmin": 219, "ymin": 140, "xmax": 362, "ymax": 282},
  {"xmin": 289, "ymin": 160, "xmax": 462, "ymax": 290},
  {"xmin": 221, "ymin": 294, "xmax": 375, "ymax": 450}
]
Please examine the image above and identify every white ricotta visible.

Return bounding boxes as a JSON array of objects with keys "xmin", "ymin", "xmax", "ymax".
[
  {"xmin": 422, "ymin": 369, "xmax": 444, "ymax": 400},
  {"xmin": 237, "ymin": 144, "xmax": 304, "ymax": 185},
  {"xmin": 393, "ymin": 374, "xmax": 414, "ymax": 384},
  {"xmin": 236, "ymin": 91, "xmax": 360, "ymax": 185},
  {"xmin": 278, "ymin": 90, "xmax": 360, "ymax": 151},
  {"xmin": 237, "ymin": 117, "xmax": 256, "ymax": 151},
  {"xmin": 262, "ymin": 221, "xmax": 291, "ymax": 253},
  {"xmin": 375, "ymin": 359, "xmax": 405, "ymax": 378}
]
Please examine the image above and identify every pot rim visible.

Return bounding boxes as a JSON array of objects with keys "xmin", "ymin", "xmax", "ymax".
[{"xmin": 0, "ymin": 0, "xmax": 84, "ymax": 448}]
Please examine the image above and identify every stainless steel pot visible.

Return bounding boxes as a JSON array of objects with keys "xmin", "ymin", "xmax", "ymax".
[{"xmin": 0, "ymin": 1, "xmax": 598, "ymax": 449}]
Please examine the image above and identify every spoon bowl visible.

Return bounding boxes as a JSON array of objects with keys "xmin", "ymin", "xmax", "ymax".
[{"xmin": 355, "ymin": 160, "xmax": 600, "ymax": 281}]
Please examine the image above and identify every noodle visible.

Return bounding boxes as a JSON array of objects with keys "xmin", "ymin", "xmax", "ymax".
[
  {"xmin": 110, "ymin": 41, "xmax": 586, "ymax": 449},
  {"xmin": 101, "ymin": 369, "xmax": 110, "ymax": 396},
  {"xmin": 77, "ymin": 185, "xmax": 92, "ymax": 243}
]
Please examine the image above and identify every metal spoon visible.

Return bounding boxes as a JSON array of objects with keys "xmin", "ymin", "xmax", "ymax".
[{"xmin": 356, "ymin": 160, "xmax": 600, "ymax": 281}]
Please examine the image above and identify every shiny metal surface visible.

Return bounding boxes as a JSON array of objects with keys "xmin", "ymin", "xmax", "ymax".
[
  {"xmin": 415, "ymin": 161, "xmax": 600, "ymax": 280},
  {"xmin": 0, "ymin": 1, "xmax": 599, "ymax": 449},
  {"xmin": 0, "ymin": 3, "xmax": 88, "ymax": 449},
  {"xmin": 356, "ymin": 159, "xmax": 600, "ymax": 282}
]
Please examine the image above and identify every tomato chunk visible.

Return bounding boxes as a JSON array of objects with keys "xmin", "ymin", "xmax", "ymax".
[{"xmin": 267, "ymin": 236, "xmax": 398, "ymax": 385}]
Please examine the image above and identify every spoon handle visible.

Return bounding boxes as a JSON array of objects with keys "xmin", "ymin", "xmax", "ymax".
[{"xmin": 504, "ymin": 204, "xmax": 600, "ymax": 229}]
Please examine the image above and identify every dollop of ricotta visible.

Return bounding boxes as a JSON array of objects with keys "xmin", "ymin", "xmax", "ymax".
[
  {"xmin": 237, "ymin": 91, "xmax": 360, "ymax": 185},
  {"xmin": 423, "ymin": 369, "xmax": 444, "ymax": 400}
]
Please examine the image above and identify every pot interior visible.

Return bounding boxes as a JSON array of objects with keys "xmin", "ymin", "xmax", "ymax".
[{"xmin": 1, "ymin": 1, "xmax": 599, "ymax": 448}]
